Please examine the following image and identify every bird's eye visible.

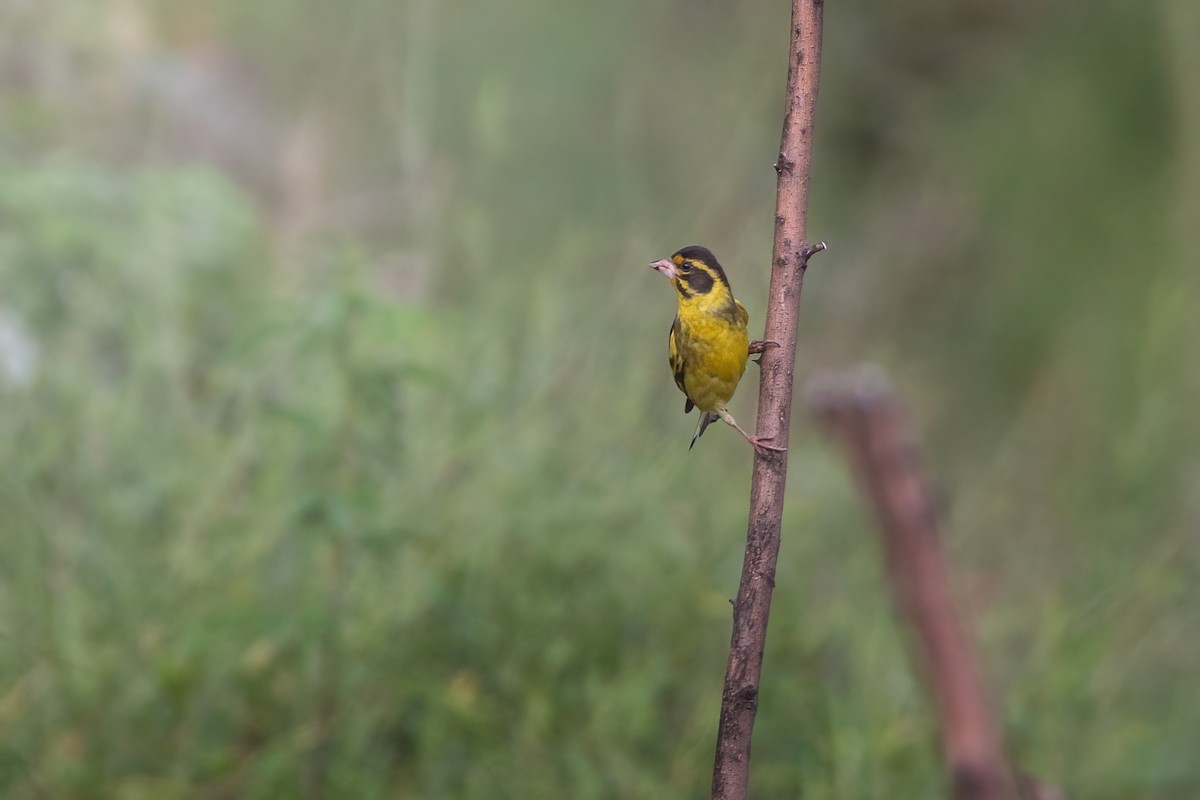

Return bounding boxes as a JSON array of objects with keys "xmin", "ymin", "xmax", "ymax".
[{"xmin": 680, "ymin": 262, "xmax": 692, "ymax": 273}]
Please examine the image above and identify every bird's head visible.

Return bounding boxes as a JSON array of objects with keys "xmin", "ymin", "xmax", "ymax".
[{"xmin": 649, "ymin": 245, "xmax": 732, "ymax": 302}]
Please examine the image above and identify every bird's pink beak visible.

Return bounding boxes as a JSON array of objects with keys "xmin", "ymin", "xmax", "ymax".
[{"xmin": 650, "ymin": 258, "xmax": 677, "ymax": 280}]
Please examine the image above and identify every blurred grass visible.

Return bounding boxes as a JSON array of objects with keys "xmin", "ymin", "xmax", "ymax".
[{"xmin": 0, "ymin": 0, "xmax": 1197, "ymax": 798}]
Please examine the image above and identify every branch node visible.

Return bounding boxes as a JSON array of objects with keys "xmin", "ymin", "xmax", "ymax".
[
  {"xmin": 735, "ymin": 684, "xmax": 759, "ymax": 710},
  {"xmin": 799, "ymin": 240, "xmax": 827, "ymax": 266}
]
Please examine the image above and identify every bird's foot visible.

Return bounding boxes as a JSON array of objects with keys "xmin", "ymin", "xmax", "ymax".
[
  {"xmin": 748, "ymin": 339, "xmax": 780, "ymax": 356},
  {"xmin": 749, "ymin": 435, "xmax": 787, "ymax": 455}
]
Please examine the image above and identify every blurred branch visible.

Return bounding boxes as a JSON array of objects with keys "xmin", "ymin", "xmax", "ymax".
[
  {"xmin": 710, "ymin": 1, "xmax": 824, "ymax": 798},
  {"xmin": 808, "ymin": 368, "xmax": 1028, "ymax": 800}
]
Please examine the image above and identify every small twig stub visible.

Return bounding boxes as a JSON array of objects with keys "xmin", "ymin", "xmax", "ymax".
[{"xmin": 800, "ymin": 240, "xmax": 827, "ymax": 262}]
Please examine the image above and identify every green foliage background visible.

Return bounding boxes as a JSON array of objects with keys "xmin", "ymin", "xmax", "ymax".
[{"xmin": 1, "ymin": 1, "xmax": 1197, "ymax": 798}]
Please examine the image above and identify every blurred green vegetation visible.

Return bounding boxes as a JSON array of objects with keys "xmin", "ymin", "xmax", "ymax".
[{"xmin": 0, "ymin": 0, "xmax": 1197, "ymax": 798}]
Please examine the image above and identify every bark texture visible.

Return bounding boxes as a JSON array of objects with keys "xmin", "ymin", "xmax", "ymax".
[{"xmin": 710, "ymin": 2, "xmax": 825, "ymax": 797}]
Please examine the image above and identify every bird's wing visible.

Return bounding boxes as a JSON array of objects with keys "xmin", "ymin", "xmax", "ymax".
[
  {"xmin": 735, "ymin": 300, "xmax": 749, "ymax": 328},
  {"xmin": 668, "ymin": 316, "xmax": 694, "ymax": 413}
]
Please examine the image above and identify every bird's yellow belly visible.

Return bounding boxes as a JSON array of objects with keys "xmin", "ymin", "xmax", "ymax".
[{"xmin": 681, "ymin": 320, "xmax": 748, "ymax": 413}]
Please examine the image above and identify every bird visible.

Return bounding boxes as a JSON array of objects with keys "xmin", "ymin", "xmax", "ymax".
[{"xmin": 650, "ymin": 245, "xmax": 785, "ymax": 455}]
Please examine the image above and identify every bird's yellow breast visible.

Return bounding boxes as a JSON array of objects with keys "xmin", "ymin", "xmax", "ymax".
[{"xmin": 670, "ymin": 297, "xmax": 749, "ymax": 413}]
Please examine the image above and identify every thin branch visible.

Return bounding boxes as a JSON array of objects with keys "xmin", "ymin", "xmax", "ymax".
[
  {"xmin": 808, "ymin": 368, "xmax": 1021, "ymax": 800},
  {"xmin": 710, "ymin": 2, "xmax": 824, "ymax": 798}
]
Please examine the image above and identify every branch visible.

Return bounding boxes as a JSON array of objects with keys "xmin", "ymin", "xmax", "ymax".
[
  {"xmin": 807, "ymin": 368, "xmax": 1021, "ymax": 800},
  {"xmin": 710, "ymin": 2, "xmax": 824, "ymax": 798}
]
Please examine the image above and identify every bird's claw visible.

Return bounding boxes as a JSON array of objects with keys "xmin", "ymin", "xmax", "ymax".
[
  {"xmin": 750, "ymin": 340, "xmax": 781, "ymax": 365},
  {"xmin": 750, "ymin": 436, "xmax": 787, "ymax": 455}
]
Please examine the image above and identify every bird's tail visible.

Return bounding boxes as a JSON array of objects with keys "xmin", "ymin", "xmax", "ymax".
[{"xmin": 689, "ymin": 412, "xmax": 719, "ymax": 451}]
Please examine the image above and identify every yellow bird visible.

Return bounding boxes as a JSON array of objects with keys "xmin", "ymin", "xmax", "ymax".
[{"xmin": 650, "ymin": 245, "xmax": 785, "ymax": 455}]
